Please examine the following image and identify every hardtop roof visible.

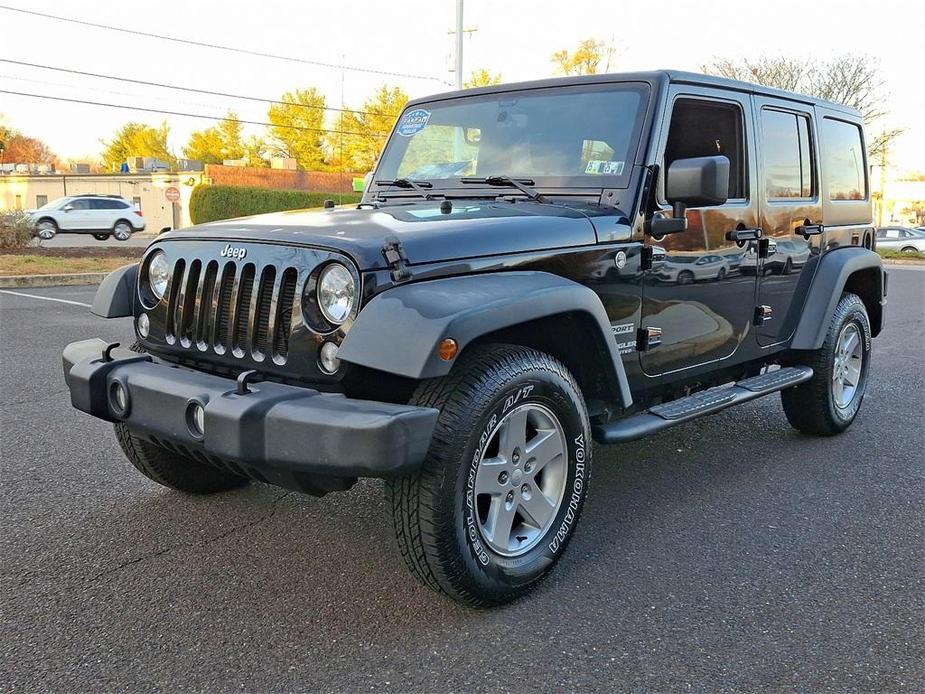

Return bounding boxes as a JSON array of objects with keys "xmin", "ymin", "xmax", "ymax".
[{"xmin": 405, "ymin": 69, "xmax": 860, "ymax": 118}]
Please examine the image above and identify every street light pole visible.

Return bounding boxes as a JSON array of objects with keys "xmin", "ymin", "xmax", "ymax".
[{"xmin": 455, "ymin": 0, "xmax": 464, "ymax": 90}]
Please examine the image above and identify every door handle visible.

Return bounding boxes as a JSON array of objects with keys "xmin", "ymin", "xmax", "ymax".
[
  {"xmin": 797, "ymin": 223, "xmax": 824, "ymax": 237},
  {"xmin": 726, "ymin": 227, "xmax": 762, "ymax": 242}
]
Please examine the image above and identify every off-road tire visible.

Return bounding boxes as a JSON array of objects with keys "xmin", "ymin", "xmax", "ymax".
[
  {"xmin": 781, "ymin": 292, "xmax": 871, "ymax": 436},
  {"xmin": 114, "ymin": 341, "xmax": 248, "ymax": 493},
  {"xmin": 385, "ymin": 344, "xmax": 592, "ymax": 607},
  {"xmin": 114, "ymin": 424, "xmax": 249, "ymax": 493}
]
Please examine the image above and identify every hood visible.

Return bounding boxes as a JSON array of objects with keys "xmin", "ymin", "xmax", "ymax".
[{"xmin": 157, "ymin": 200, "xmax": 604, "ymax": 270}]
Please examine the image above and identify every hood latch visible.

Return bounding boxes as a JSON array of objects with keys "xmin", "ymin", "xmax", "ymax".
[{"xmin": 382, "ymin": 236, "xmax": 412, "ymax": 282}]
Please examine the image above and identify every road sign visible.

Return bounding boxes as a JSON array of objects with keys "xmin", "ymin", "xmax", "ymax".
[{"xmin": 165, "ymin": 187, "xmax": 180, "ymax": 202}]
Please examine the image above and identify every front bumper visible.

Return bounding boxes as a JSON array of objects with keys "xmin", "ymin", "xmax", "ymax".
[{"xmin": 63, "ymin": 339, "xmax": 438, "ymax": 485}]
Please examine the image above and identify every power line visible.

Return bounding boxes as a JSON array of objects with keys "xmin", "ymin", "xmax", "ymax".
[
  {"xmin": 0, "ymin": 4, "xmax": 447, "ymax": 83},
  {"xmin": 0, "ymin": 89, "xmax": 390, "ymax": 138},
  {"xmin": 0, "ymin": 58, "xmax": 400, "ymax": 119}
]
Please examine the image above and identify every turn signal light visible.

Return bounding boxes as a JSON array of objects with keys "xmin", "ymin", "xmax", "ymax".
[{"xmin": 437, "ymin": 338, "xmax": 458, "ymax": 361}]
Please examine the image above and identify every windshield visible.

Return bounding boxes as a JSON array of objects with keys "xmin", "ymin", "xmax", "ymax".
[
  {"xmin": 37, "ymin": 196, "xmax": 71, "ymax": 210},
  {"xmin": 376, "ymin": 83, "xmax": 649, "ymax": 191}
]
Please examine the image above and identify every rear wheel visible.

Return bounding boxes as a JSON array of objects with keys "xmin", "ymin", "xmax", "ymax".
[
  {"xmin": 386, "ymin": 344, "xmax": 592, "ymax": 607},
  {"xmin": 115, "ymin": 423, "xmax": 249, "ymax": 493},
  {"xmin": 781, "ymin": 292, "xmax": 871, "ymax": 435},
  {"xmin": 901, "ymin": 246, "xmax": 918, "ymax": 255},
  {"xmin": 92, "ymin": 232, "xmax": 110, "ymax": 241},
  {"xmin": 36, "ymin": 218, "xmax": 57, "ymax": 240},
  {"xmin": 112, "ymin": 221, "xmax": 132, "ymax": 241}
]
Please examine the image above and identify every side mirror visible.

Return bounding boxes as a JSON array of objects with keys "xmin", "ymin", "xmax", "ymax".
[
  {"xmin": 63, "ymin": 205, "xmax": 73, "ymax": 212},
  {"xmin": 665, "ymin": 155, "xmax": 730, "ymax": 208},
  {"xmin": 646, "ymin": 156, "xmax": 730, "ymax": 237}
]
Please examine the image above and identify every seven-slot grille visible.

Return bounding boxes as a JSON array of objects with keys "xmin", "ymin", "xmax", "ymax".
[{"xmin": 164, "ymin": 258, "xmax": 298, "ymax": 363}]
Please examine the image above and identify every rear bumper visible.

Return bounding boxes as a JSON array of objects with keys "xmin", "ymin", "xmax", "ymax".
[{"xmin": 63, "ymin": 339, "xmax": 438, "ymax": 480}]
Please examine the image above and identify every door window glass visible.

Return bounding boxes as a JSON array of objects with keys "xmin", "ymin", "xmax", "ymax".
[
  {"xmin": 665, "ymin": 99, "xmax": 747, "ymax": 200},
  {"xmin": 761, "ymin": 110, "xmax": 814, "ymax": 199},
  {"xmin": 69, "ymin": 199, "xmax": 90, "ymax": 210}
]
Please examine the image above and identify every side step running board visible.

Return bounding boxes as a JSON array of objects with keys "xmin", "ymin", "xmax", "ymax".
[{"xmin": 593, "ymin": 366, "xmax": 814, "ymax": 444}]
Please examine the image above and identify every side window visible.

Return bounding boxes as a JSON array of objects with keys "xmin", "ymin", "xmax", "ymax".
[
  {"xmin": 70, "ymin": 199, "xmax": 90, "ymax": 210},
  {"xmin": 822, "ymin": 118, "xmax": 867, "ymax": 201},
  {"xmin": 89, "ymin": 199, "xmax": 106, "ymax": 210},
  {"xmin": 664, "ymin": 98, "xmax": 746, "ymax": 200},
  {"xmin": 761, "ymin": 109, "xmax": 814, "ymax": 199}
]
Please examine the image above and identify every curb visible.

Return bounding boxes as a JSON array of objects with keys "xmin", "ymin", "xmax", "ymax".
[
  {"xmin": 0, "ymin": 272, "xmax": 109, "ymax": 288},
  {"xmin": 881, "ymin": 259, "xmax": 925, "ymax": 266}
]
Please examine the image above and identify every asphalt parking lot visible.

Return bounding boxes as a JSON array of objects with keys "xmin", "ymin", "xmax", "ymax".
[{"xmin": 1, "ymin": 268, "xmax": 923, "ymax": 693}]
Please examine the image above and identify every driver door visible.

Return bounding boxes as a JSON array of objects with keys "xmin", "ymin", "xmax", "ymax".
[{"xmin": 640, "ymin": 89, "xmax": 758, "ymax": 376}]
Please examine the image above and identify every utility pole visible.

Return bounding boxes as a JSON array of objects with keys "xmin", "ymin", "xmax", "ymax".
[{"xmin": 455, "ymin": 0, "xmax": 464, "ymax": 89}]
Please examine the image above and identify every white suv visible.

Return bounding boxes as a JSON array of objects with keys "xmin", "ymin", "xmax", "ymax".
[{"xmin": 29, "ymin": 195, "xmax": 146, "ymax": 241}]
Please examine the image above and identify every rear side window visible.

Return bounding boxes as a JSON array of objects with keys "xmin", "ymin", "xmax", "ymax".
[
  {"xmin": 761, "ymin": 109, "xmax": 814, "ymax": 199},
  {"xmin": 822, "ymin": 118, "xmax": 867, "ymax": 201},
  {"xmin": 89, "ymin": 199, "xmax": 128, "ymax": 209}
]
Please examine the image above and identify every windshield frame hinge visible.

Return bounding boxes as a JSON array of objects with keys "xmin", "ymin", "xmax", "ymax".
[{"xmin": 382, "ymin": 236, "xmax": 412, "ymax": 283}]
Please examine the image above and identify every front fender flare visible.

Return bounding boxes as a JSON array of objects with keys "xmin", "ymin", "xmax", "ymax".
[
  {"xmin": 338, "ymin": 271, "xmax": 632, "ymax": 407},
  {"xmin": 90, "ymin": 263, "xmax": 137, "ymax": 318}
]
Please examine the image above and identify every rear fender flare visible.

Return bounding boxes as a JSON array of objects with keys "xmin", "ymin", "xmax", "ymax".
[{"xmin": 790, "ymin": 247, "xmax": 885, "ymax": 349}]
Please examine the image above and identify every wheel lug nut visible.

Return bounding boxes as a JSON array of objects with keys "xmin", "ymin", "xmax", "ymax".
[
  {"xmin": 498, "ymin": 471, "xmax": 509, "ymax": 484},
  {"xmin": 506, "ymin": 491, "xmax": 514, "ymax": 503}
]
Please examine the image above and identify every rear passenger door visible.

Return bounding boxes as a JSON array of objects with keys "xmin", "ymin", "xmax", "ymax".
[{"xmin": 754, "ymin": 98, "xmax": 823, "ymax": 346}]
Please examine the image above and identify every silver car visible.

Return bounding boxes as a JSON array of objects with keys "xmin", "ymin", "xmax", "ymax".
[{"xmin": 875, "ymin": 226, "xmax": 925, "ymax": 254}]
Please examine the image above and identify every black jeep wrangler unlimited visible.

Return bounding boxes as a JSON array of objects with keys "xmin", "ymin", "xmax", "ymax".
[{"xmin": 63, "ymin": 71, "xmax": 886, "ymax": 607}]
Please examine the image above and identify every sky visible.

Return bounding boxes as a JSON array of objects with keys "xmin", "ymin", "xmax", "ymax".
[{"xmin": 0, "ymin": 0, "xmax": 922, "ymax": 172}]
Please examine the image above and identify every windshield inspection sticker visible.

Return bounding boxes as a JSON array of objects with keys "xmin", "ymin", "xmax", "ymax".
[
  {"xmin": 585, "ymin": 160, "xmax": 625, "ymax": 175},
  {"xmin": 397, "ymin": 109, "xmax": 431, "ymax": 136}
]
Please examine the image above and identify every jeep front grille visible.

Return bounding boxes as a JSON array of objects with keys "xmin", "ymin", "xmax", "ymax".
[{"xmin": 165, "ymin": 258, "xmax": 298, "ymax": 363}]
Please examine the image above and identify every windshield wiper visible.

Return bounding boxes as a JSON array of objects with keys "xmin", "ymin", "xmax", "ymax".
[
  {"xmin": 460, "ymin": 175, "xmax": 546, "ymax": 202},
  {"xmin": 374, "ymin": 178, "xmax": 434, "ymax": 199}
]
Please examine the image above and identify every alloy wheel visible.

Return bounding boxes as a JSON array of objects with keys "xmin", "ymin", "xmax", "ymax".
[
  {"xmin": 832, "ymin": 322, "xmax": 864, "ymax": 409},
  {"xmin": 473, "ymin": 403, "xmax": 568, "ymax": 557}
]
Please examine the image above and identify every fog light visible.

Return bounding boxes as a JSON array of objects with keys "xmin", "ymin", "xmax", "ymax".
[
  {"xmin": 319, "ymin": 341, "xmax": 340, "ymax": 374},
  {"xmin": 187, "ymin": 402, "xmax": 205, "ymax": 438},
  {"xmin": 110, "ymin": 381, "xmax": 129, "ymax": 415},
  {"xmin": 137, "ymin": 312, "xmax": 150, "ymax": 338}
]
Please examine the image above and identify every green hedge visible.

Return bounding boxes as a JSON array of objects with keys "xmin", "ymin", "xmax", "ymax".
[{"xmin": 189, "ymin": 185, "xmax": 362, "ymax": 225}]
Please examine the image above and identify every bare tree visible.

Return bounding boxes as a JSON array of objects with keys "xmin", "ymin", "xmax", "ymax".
[{"xmin": 701, "ymin": 54, "xmax": 902, "ymax": 159}]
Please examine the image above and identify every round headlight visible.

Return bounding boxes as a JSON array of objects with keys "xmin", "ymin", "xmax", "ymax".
[
  {"xmin": 317, "ymin": 263, "xmax": 356, "ymax": 325},
  {"xmin": 147, "ymin": 250, "xmax": 170, "ymax": 300}
]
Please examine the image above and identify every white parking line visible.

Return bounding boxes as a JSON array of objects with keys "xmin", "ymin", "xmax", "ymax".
[{"xmin": 0, "ymin": 289, "xmax": 92, "ymax": 307}]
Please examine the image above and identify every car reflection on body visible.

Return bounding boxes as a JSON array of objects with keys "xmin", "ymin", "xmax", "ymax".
[
  {"xmin": 740, "ymin": 239, "xmax": 811, "ymax": 275},
  {"xmin": 875, "ymin": 226, "xmax": 925, "ymax": 254},
  {"xmin": 654, "ymin": 253, "xmax": 730, "ymax": 284}
]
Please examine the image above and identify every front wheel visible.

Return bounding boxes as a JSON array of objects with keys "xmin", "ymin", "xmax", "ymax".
[
  {"xmin": 112, "ymin": 221, "xmax": 133, "ymax": 241},
  {"xmin": 114, "ymin": 423, "xmax": 249, "ymax": 493},
  {"xmin": 386, "ymin": 344, "xmax": 592, "ymax": 607},
  {"xmin": 901, "ymin": 246, "xmax": 919, "ymax": 255},
  {"xmin": 781, "ymin": 292, "xmax": 871, "ymax": 435},
  {"xmin": 36, "ymin": 219, "xmax": 57, "ymax": 240}
]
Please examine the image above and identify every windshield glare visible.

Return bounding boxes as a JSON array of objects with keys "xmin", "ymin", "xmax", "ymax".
[{"xmin": 377, "ymin": 83, "xmax": 648, "ymax": 189}]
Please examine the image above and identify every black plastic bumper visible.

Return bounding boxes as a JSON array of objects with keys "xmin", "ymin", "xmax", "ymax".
[{"xmin": 63, "ymin": 339, "xmax": 438, "ymax": 480}]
